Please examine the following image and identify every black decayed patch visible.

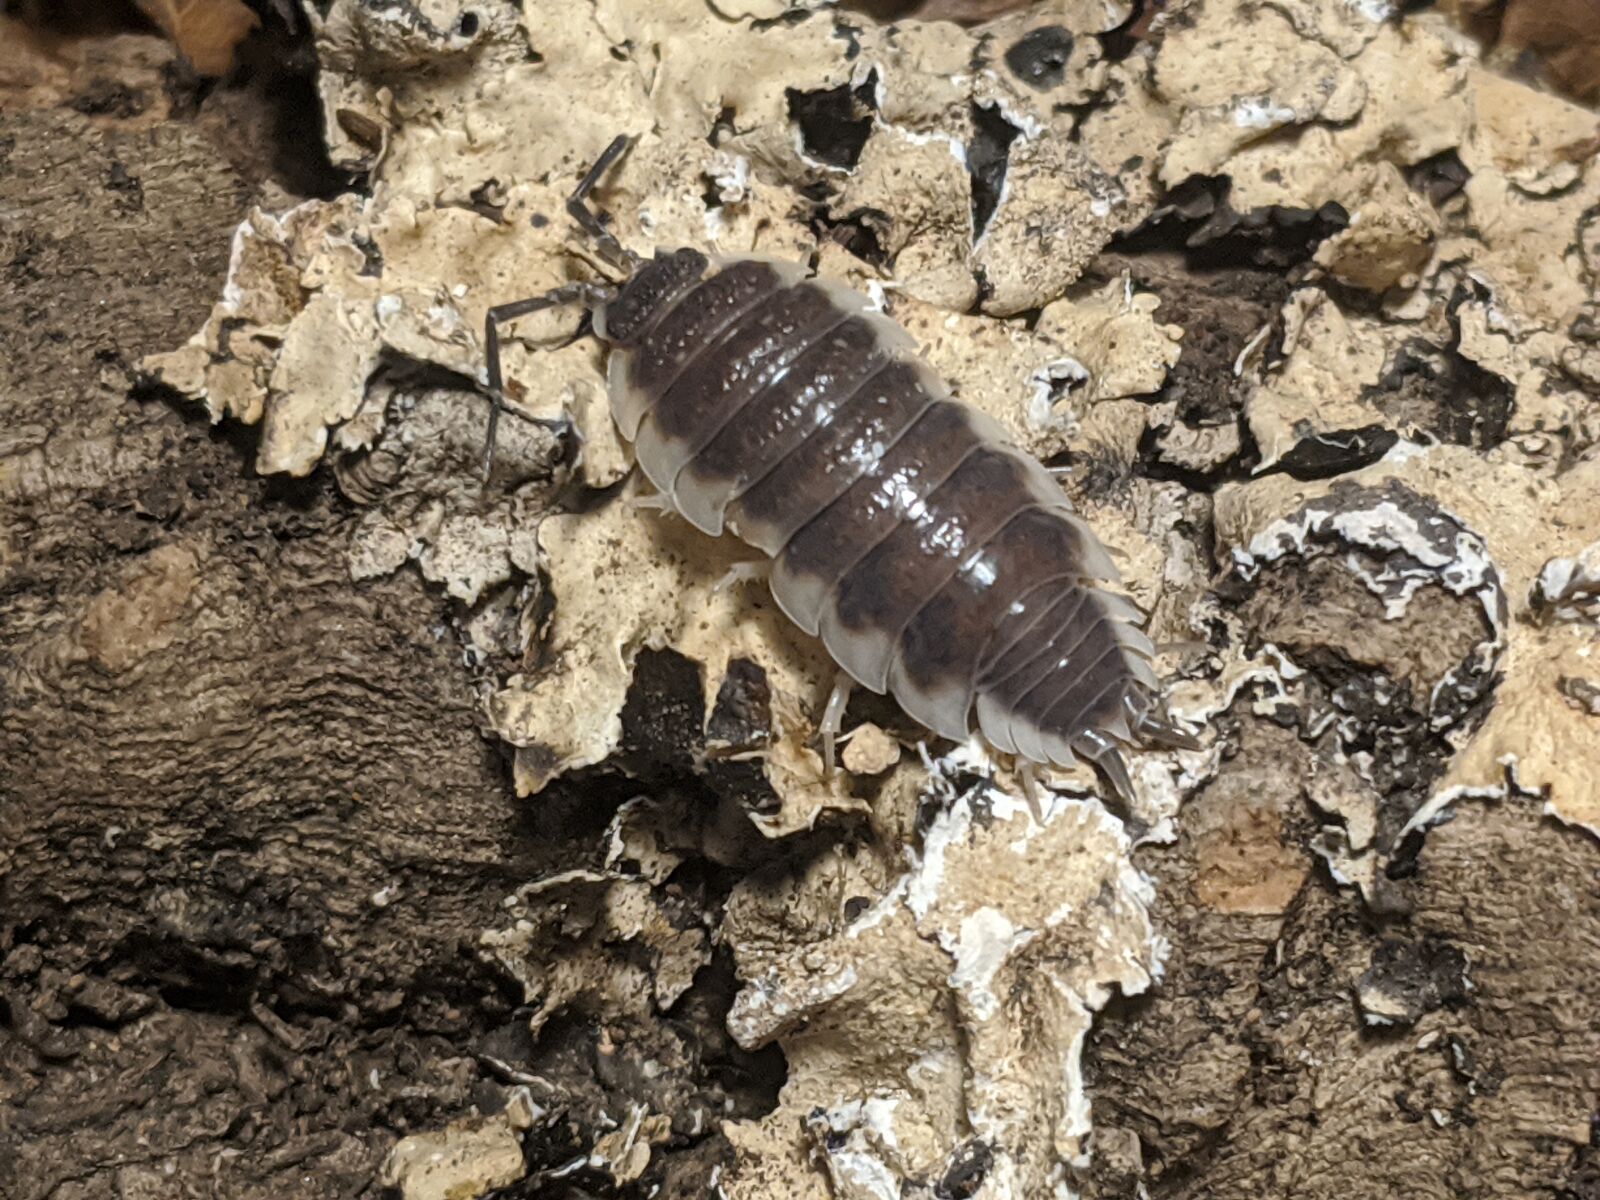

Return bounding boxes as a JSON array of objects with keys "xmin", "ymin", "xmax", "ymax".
[
  {"xmin": 1120, "ymin": 176, "xmax": 1350, "ymax": 271},
  {"xmin": 936, "ymin": 1140, "xmax": 993, "ymax": 1200},
  {"xmin": 1356, "ymin": 936, "xmax": 1471, "ymax": 1026},
  {"xmin": 1406, "ymin": 149, "xmax": 1471, "ymax": 207},
  {"xmin": 1276, "ymin": 425, "xmax": 1399, "ymax": 481},
  {"xmin": 787, "ymin": 70, "xmax": 878, "ymax": 170},
  {"xmin": 603, "ymin": 248, "xmax": 709, "ymax": 346},
  {"xmin": 1362, "ymin": 337, "xmax": 1513, "ymax": 450},
  {"xmin": 968, "ymin": 103, "xmax": 1021, "ymax": 241},
  {"xmin": 1004, "ymin": 26, "xmax": 1074, "ymax": 91}
]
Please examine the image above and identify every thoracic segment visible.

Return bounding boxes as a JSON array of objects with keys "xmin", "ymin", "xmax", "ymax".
[{"xmin": 599, "ymin": 253, "xmax": 1169, "ymax": 779}]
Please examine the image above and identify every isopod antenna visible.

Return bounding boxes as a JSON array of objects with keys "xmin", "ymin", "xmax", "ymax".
[
  {"xmin": 567, "ymin": 134, "xmax": 643, "ymax": 274},
  {"xmin": 478, "ymin": 135, "xmax": 646, "ymax": 479}
]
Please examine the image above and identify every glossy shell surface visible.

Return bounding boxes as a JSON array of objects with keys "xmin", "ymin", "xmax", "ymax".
[{"xmin": 595, "ymin": 249, "xmax": 1167, "ymax": 780}]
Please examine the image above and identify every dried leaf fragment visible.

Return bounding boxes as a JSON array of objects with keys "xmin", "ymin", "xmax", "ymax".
[{"xmin": 134, "ymin": 0, "xmax": 257, "ymax": 76}]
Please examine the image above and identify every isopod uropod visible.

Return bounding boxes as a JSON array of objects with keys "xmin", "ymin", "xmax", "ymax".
[{"xmin": 483, "ymin": 137, "xmax": 1196, "ymax": 799}]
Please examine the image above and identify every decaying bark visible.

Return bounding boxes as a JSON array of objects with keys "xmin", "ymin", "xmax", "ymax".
[
  {"xmin": 0, "ymin": 22, "xmax": 777, "ymax": 1199},
  {"xmin": 2, "ymin": 3, "xmax": 1597, "ymax": 1199}
]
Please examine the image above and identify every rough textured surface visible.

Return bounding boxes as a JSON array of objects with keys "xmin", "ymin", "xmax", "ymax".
[
  {"xmin": 0, "ymin": 30, "xmax": 520, "ymax": 1199},
  {"xmin": 0, "ymin": 16, "xmax": 775, "ymax": 1198},
  {"xmin": 5, "ymin": 0, "xmax": 1599, "ymax": 1197},
  {"xmin": 1083, "ymin": 725, "xmax": 1600, "ymax": 1200}
]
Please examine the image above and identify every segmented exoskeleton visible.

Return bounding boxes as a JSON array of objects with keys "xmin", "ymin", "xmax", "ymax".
[{"xmin": 483, "ymin": 137, "xmax": 1195, "ymax": 799}]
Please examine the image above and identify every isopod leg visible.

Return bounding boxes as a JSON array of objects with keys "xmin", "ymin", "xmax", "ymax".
[
  {"xmin": 818, "ymin": 671, "xmax": 853, "ymax": 779},
  {"xmin": 711, "ymin": 559, "xmax": 770, "ymax": 595},
  {"xmin": 482, "ymin": 283, "xmax": 608, "ymax": 481},
  {"xmin": 629, "ymin": 488, "xmax": 676, "ymax": 515}
]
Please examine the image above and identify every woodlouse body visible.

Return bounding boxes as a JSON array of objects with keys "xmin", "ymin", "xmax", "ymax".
[
  {"xmin": 588, "ymin": 247, "xmax": 1182, "ymax": 792},
  {"xmin": 481, "ymin": 138, "xmax": 1192, "ymax": 794}
]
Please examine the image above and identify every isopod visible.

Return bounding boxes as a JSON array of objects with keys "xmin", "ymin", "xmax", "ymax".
[{"xmin": 483, "ymin": 137, "xmax": 1196, "ymax": 799}]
